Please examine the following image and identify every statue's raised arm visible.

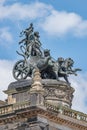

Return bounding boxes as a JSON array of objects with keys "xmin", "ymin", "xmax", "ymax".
[{"xmin": 19, "ymin": 23, "xmax": 34, "ymax": 46}]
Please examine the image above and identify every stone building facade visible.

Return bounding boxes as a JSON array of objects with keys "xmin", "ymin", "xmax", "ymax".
[{"xmin": 0, "ymin": 69, "xmax": 87, "ymax": 130}]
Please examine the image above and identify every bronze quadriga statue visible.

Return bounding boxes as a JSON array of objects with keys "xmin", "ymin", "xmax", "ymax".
[{"xmin": 13, "ymin": 23, "xmax": 81, "ymax": 85}]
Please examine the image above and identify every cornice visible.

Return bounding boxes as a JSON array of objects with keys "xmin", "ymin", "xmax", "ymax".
[{"xmin": 0, "ymin": 105, "xmax": 87, "ymax": 130}]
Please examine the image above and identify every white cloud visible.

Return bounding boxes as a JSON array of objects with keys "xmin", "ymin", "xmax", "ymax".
[
  {"xmin": 74, "ymin": 20, "xmax": 87, "ymax": 36},
  {"xmin": 41, "ymin": 10, "xmax": 87, "ymax": 37},
  {"xmin": 0, "ymin": 1, "xmax": 52, "ymax": 20},
  {"xmin": 0, "ymin": 60, "xmax": 15, "ymax": 100},
  {"xmin": 0, "ymin": 0, "xmax": 6, "ymax": 5},
  {"xmin": 70, "ymin": 73, "xmax": 87, "ymax": 113},
  {"xmin": 0, "ymin": 28, "xmax": 13, "ymax": 45},
  {"xmin": 0, "ymin": 1, "xmax": 87, "ymax": 37}
]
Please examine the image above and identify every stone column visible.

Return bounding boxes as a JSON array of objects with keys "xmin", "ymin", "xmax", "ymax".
[{"xmin": 30, "ymin": 68, "xmax": 45, "ymax": 107}]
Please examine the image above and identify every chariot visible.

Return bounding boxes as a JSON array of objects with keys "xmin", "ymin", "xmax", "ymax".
[{"xmin": 13, "ymin": 23, "xmax": 81, "ymax": 84}]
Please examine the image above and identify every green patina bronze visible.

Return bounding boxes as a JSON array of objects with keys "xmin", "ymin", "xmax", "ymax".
[{"xmin": 13, "ymin": 23, "xmax": 81, "ymax": 85}]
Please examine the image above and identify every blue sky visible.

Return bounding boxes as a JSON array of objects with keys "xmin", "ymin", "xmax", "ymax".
[{"xmin": 0, "ymin": 0, "xmax": 87, "ymax": 113}]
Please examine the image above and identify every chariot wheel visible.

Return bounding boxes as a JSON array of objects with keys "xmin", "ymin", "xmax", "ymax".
[{"xmin": 13, "ymin": 60, "xmax": 29, "ymax": 80}]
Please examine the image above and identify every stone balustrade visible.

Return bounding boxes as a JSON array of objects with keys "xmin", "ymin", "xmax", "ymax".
[
  {"xmin": 0, "ymin": 100, "xmax": 87, "ymax": 123},
  {"xmin": 0, "ymin": 100, "xmax": 30, "ymax": 116},
  {"xmin": 44, "ymin": 101, "xmax": 87, "ymax": 122},
  {"xmin": 63, "ymin": 107, "xmax": 87, "ymax": 122}
]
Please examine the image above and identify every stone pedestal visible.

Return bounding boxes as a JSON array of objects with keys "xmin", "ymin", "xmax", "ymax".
[
  {"xmin": 42, "ymin": 79, "xmax": 75, "ymax": 108},
  {"xmin": 4, "ymin": 78, "xmax": 74, "ymax": 108}
]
